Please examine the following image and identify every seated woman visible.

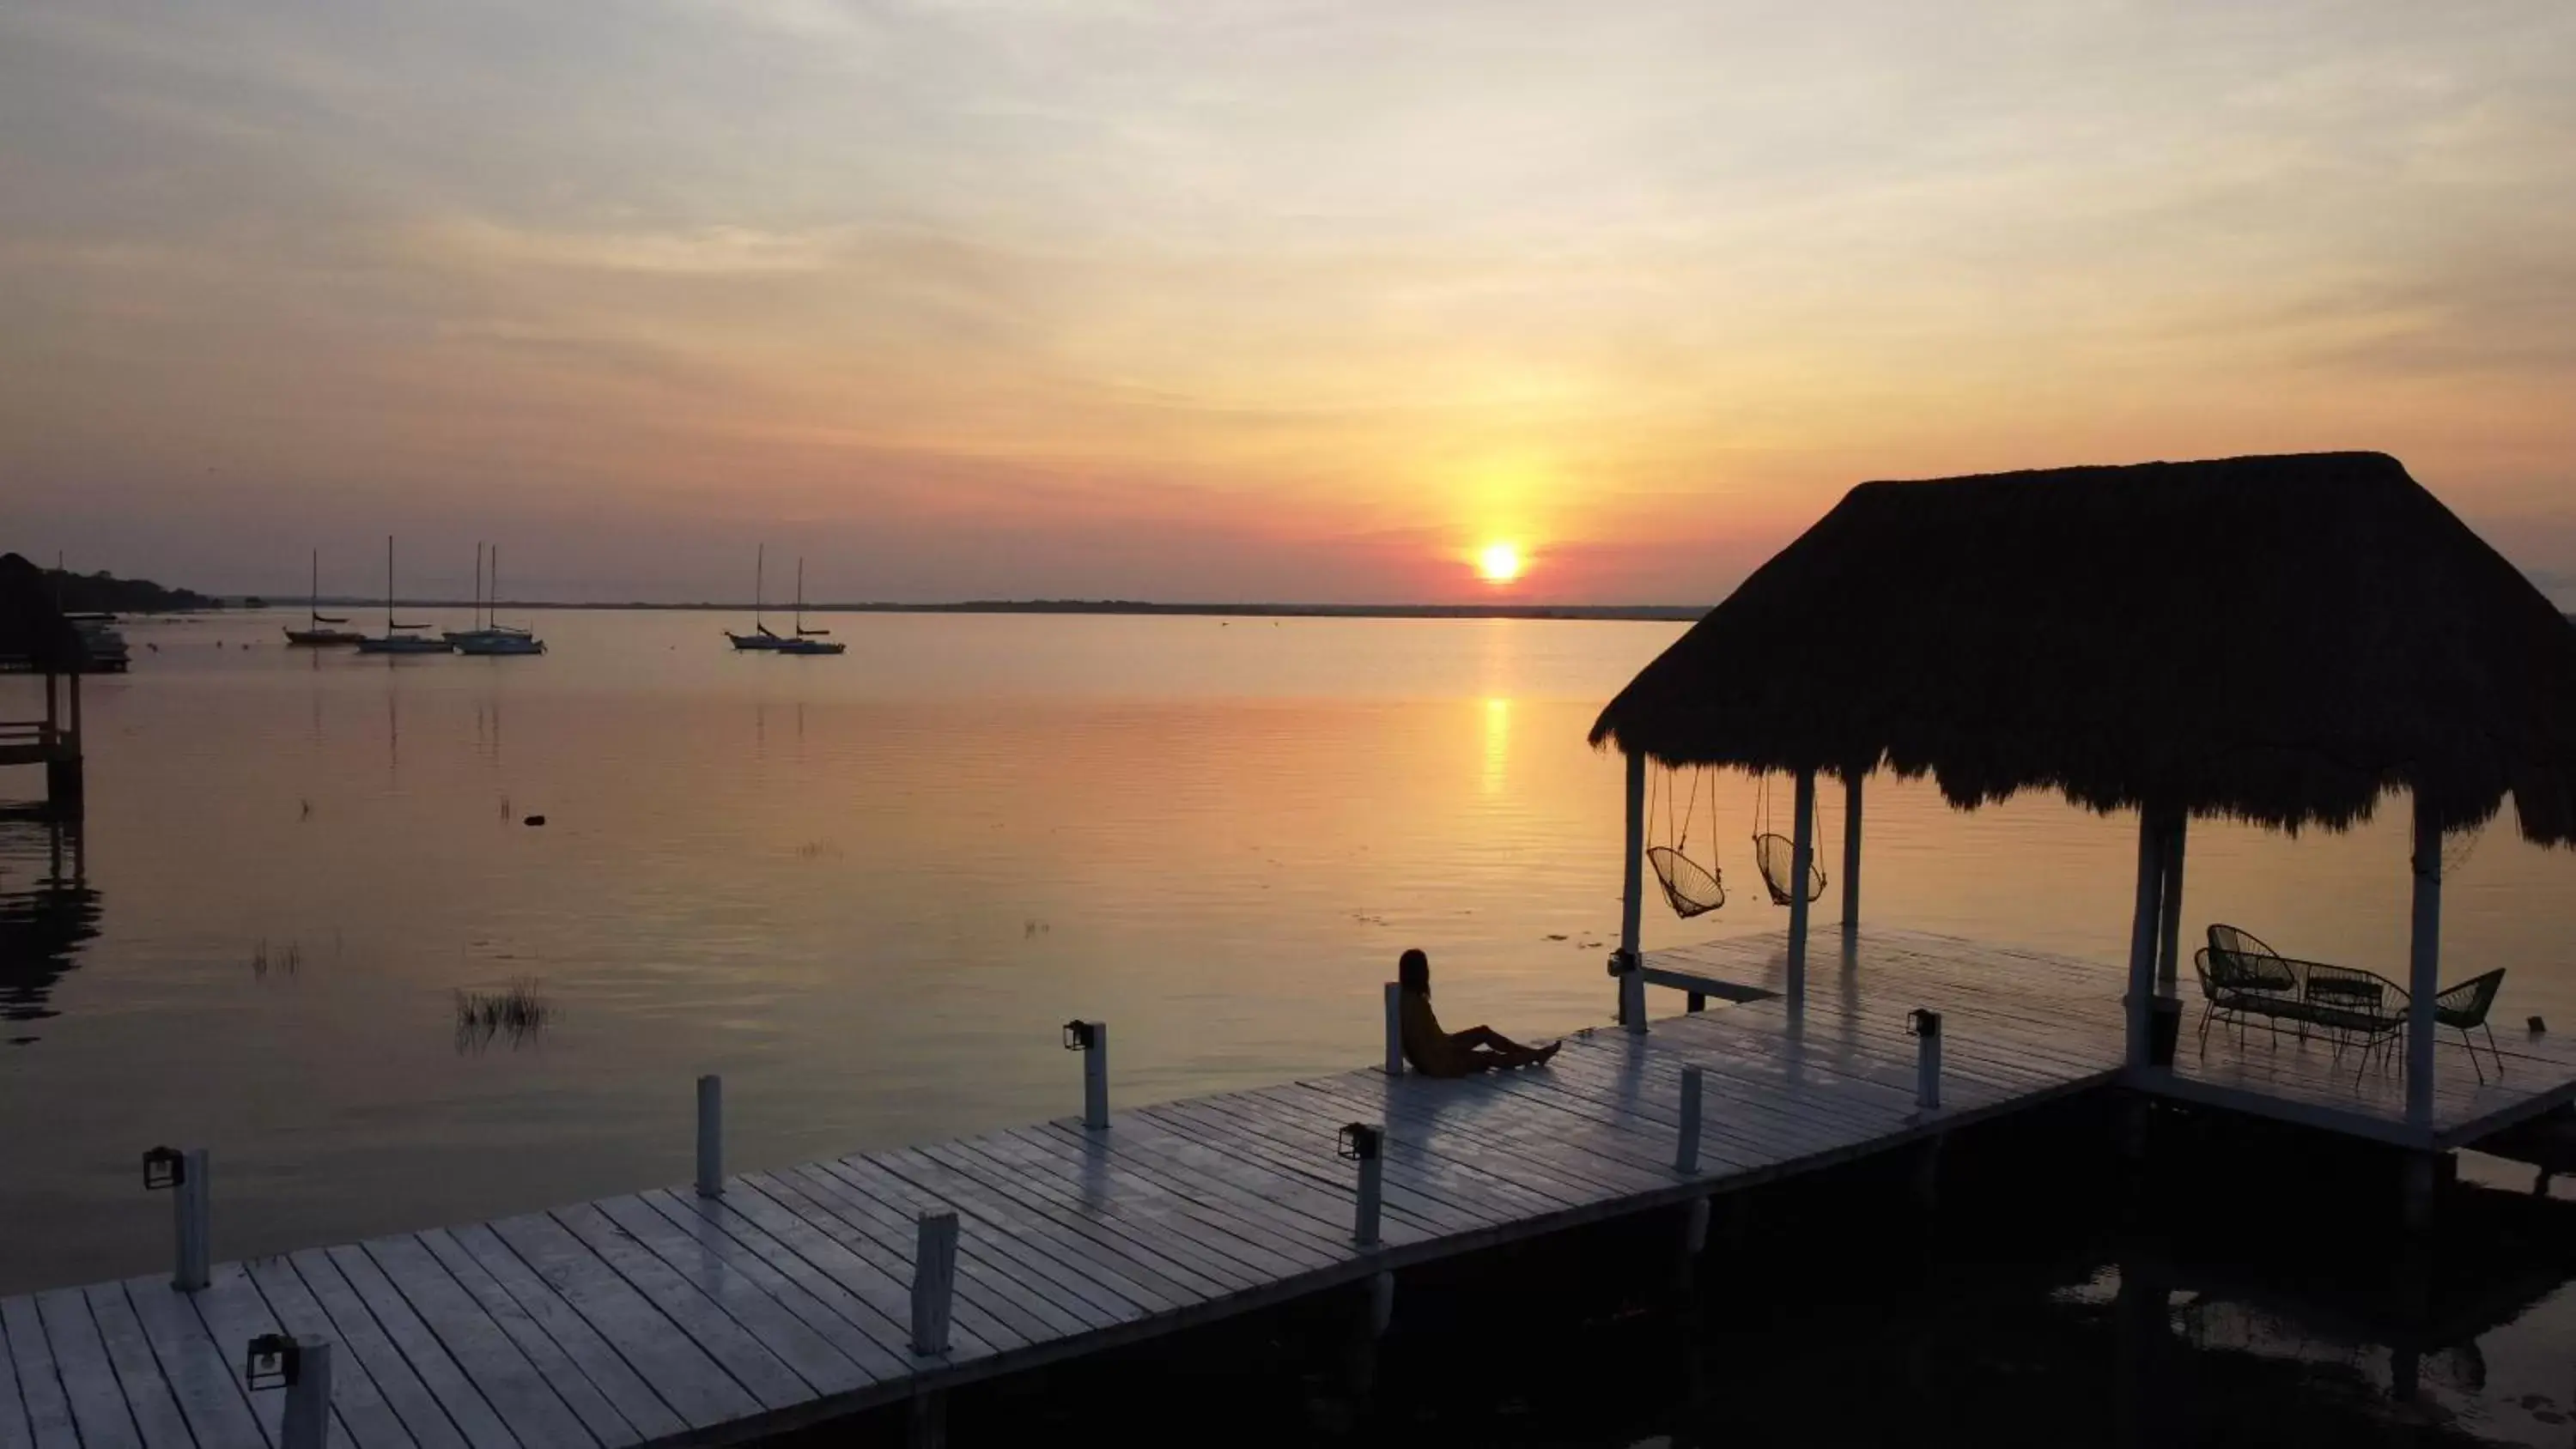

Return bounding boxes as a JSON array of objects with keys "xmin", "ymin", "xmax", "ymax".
[{"xmin": 1396, "ymin": 949, "xmax": 1560, "ymax": 1078}]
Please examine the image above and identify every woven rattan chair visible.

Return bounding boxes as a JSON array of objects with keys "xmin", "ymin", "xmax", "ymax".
[
  {"xmin": 1752, "ymin": 833, "xmax": 1826, "ymax": 906},
  {"xmin": 2433, "ymin": 968, "xmax": 2509, "ymax": 1082}
]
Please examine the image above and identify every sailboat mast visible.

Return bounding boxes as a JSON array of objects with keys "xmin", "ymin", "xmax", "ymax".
[
  {"xmin": 311, "ymin": 549, "xmax": 320, "ymax": 621},
  {"xmin": 474, "ymin": 543, "xmax": 485, "ymax": 631},
  {"xmin": 755, "ymin": 544, "xmax": 765, "ymax": 631},
  {"xmin": 490, "ymin": 546, "xmax": 500, "ymax": 629},
  {"xmin": 796, "ymin": 558, "xmax": 804, "ymax": 632},
  {"xmin": 385, "ymin": 535, "xmax": 395, "ymax": 630}
]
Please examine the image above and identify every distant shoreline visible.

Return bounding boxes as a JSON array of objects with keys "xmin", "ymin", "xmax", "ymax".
[{"xmin": 233, "ymin": 598, "xmax": 1712, "ymax": 621}]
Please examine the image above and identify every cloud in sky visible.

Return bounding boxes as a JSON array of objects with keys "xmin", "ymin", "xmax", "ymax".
[{"xmin": 3, "ymin": 0, "xmax": 2572, "ymax": 603}]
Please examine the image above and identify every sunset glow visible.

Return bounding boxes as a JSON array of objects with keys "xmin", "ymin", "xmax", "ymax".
[
  {"xmin": 1, "ymin": 3, "xmax": 2570, "ymax": 606},
  {"xmin": 1478, "ymin": 543, "xmax": 1526, "ymax": 585}
]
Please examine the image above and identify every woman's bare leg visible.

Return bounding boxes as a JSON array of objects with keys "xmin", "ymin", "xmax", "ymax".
[{"xmin": 1455, "ymin": 1026, "xmax": 1533, "ymax": 1054}]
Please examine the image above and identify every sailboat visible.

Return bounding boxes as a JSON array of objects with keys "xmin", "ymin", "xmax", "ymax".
[
  {"xmin": 726, "ymin": 545, "xmax": 787, "ymax": 650},
  {"xmin": 283, "ymin": 550, "xmax": 366, "ymax": 646},
  {"xmin": 449, "ymin": 544, "xmax": 545, "ymax": 655},
  {"xmin": 774, "ymin": 558, "xmax": 847, "ymax": 656},
  {"xmin": 354, "ymin": 536, "xmax": 454, "ymax": 654}
]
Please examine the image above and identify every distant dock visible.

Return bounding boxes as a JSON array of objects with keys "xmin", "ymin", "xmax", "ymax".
[{"xmin": 10, "ymin": 926, "xmax": 2570, "ymax": 1448}]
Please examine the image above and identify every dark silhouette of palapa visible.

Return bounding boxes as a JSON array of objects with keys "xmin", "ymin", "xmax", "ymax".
[{"xmin": 1590, "ymin": 452, "xmax": 2576, "ymax": 845}]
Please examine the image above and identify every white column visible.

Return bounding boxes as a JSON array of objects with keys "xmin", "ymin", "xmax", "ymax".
[
  {"xmin": 1785, "ymin": 767, "xmax": 1816, "ymax": 1006},
  {"xmin": 695, "ymin": 1075, "xmax": 723, "ymax": 1197},
  {"xmin": 1619, "ymin": 749, "xmax": 1647, "ymax": 1033},
  {"xmin": 173, "ymin": 1149, "xmax": 210, "ymax": 1292},
  {"xmin": 2406, "ymin": 797, "xmax": 2441, "ymax": 1124},
  {"xmin": 1674, "ymin": 1066, "xmax": 1704, "ymax": 1173},
  {"xmin": 2125, "ymin": 809, "xmax": 2162, "ymax": 1068},
  {"xmin": 910, "ymin": 1211, "xmax": 959, "ymax": 1355},
  {"xmin": 2156, "ymin": 813, "xmax": 2187, "ymax": 995},
  {"xmin": 280, "ymin": 1340, "xmax": 331, "ymax": 1449},
  {"xmin": 1082, "ymin": 1022, "xmax": 1109, "ymax": 1131},
  {"xmin": 1840, "ymin": 773, "xmax": 1863, "ymax": 938}
]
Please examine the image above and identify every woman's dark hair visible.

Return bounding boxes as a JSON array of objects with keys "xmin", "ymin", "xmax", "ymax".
[{"xmin": 1398, "ymin": 949, "xmax": 1430, "ymax": 995}]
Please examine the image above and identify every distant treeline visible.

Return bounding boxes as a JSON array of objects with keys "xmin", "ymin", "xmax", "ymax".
[
  {"xmin": 313, "ymin": 597, "xmax": 1711, "ymax": 621},
  {"xmin": 44, "ymin": 568, "xmax": 219, "ymax": 614}
]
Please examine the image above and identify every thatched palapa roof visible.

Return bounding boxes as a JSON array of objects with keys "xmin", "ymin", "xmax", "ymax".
[{"xmin": 1590, "ymin": 452, "xmax": 2576, "ymax": 845}]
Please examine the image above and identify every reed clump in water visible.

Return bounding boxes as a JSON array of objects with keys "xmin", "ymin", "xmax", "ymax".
[
  {"xmin": 454, "ymin": 977, "xmax": 552, "ymax": 1052},
  {"xmin": 249, "ymin": 939, "xmax": 301, "ymax": 979}
]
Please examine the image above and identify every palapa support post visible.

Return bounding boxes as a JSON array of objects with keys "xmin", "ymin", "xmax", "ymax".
[
  {"xmin": 1064, "ymin": 1020, "xmax": 1109, "ymax": 1130},
  {"xmin": 1382, "ymin": 983, "xmax": 1404, "ymax": 1076},
  {"xmin": 246, "ymin": 1333, "xmax": 331, "ymax": 1449},
  {"xmin": 1785, "ymin": 767, "xmax": 1816, "ymax": 1007},
  {"xmin": 2123, "ymin": 810, "xmax": 2163, "ymax": 1070},
  {"xmin": 1841, "ymin": 772, "xmax": 1863, "ymax": 939},
  {"xmin": 144, "ymin": 1146, "xmax": 210, "ymax": 1291},
  {"xmin": 2405, "ymin": 796, "xmax": 2441, "ymax": 1127},
  {"xmin": 1340, "ymin": 1123, "xmax": 1385, "ymax": 1247},
  {"xmin": 2155, "ymin": 814, "xmax": 2187, "ymax": 995},
  {"xmin": 1619, "ymin": 749, "xmax": 1646, "ymax": 1033},
  {"xmin": 910, "ymin": 1210, "xmax": 959, "ymax": 1355},
  {"xmin": 696, "ymin": 1075, "xmax": 723, "ymax": 1197},
  {"xmin": 1909, "ymin": 1009, "xmax": 1942, "ymax": 1112},
  {"xmin": 1674, "ymin": 1065, "xmax": 1704, "ymax": 1173}
]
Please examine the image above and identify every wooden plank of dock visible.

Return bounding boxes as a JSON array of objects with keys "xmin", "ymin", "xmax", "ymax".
[{"xmin": 15, "ymin": 925, "xmax": 2573, "ymax": 1448}]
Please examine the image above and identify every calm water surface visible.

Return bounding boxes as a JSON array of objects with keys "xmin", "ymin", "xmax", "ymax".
[{"xmin": 5, "ymin": 609, "xmax": 2574, "ymax": 1440}]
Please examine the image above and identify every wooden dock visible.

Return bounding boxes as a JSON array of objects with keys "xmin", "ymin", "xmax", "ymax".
[
  {"xmin": 7, "ymin": 927, "xmax": 2570, "ymax": 1449},
  {"xmin": 1650, "ymin": 928, "xmax": 2576, "ymax": 1152}
]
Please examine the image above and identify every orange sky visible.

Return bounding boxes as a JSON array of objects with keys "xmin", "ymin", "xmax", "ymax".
[{"xmin": 3, "ymin": 1, "xmax": 2572, "ymax": 604}]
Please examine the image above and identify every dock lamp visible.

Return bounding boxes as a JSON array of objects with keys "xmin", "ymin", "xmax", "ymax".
[
  {"xmin": 1063, "ymin": 1020, "xmax": 1109, "ymax": 1129},
  {"xmin": 1339, "ymin": 1123, "xmax": 1385, "ymax": 1247}
]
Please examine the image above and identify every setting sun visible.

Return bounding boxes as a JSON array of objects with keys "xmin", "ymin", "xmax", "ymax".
[{"xmin": 1477, "ymin": 543, "xmax": 1525, "ymax": 583}]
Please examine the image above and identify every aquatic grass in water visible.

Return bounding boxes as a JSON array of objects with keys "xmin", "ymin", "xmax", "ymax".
[
  {"xmin": 249, "ymin": 939, "xmax": 301, "ymax": 979},
  {"xmin": 454, "ymin": 977, "xmax": 553, "ymax": 1053}
]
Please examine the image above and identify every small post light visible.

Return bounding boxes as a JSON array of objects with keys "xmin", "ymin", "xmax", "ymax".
[
  {"xmin": 1675, "ymin": 1066, "xmax": 1704, "ymax": 1173},
  {"xmin": 150, "ymin": 1146, "xmax": 211, "ymax": 1291},
  {"xmin": 695, "ymin": 1075, "xmax": 724, "ymax": 1198},
  {"xmin": 1340, "ymin": 1122, "xmax": 1385, "ymax": 1247},
  {"xmin": 2530, "ymin": 1016, "xmax": 2548, "ymax": 1037},
  {"xmin": 1908, "ymin": 1008, "xmax": 1942, "ymax": 1111},
  {"xmin": 246, "ymin": 1333, "xmax": 299, "ymax": 1391},
  {"xmin": 1607, "ymin": 949, "xmax": 1644, "ymax": 1034},
  {"xmin": 246, "ymin": 1334, "xmax": 331, "ymax": 1449},
  {"xmin": 1064, "ymin": 1021, "xmax": 1109, "ymax": 1129}
]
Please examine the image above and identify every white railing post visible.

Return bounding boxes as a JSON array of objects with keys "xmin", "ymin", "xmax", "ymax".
[
  {"xmin": 1675, "ymin": 1065, "xmax": 1704, "ymax": 1173},
  {"xmin": 1063, "ymin": 1020, "xmax": 1109, "ymax": 1130},
  {"xmin": 146, "ymin": 1147, "xmax": 210, "ymax": 1291},
  {"xmin": 696, "ymin": 1075, "xmax": 723, "ymax": 1197},
  {"xmin": 1340, "ymin": 1123, "xmax": 1384, "ymax": 1247},
  {"xmin": 1382, "ymin": 983, "xmax": 1404, "ymax": 1075},
  {"xmin": 1910, "ymin": 1009, "xmax": 1942, "ymax": 1110},
  {"xmin": 246, "ymin": 1334, "xmax": 330, "ymax": 1449},
  {"xmin": 910, "ymin": 1210, "xmax": 959, "ymax": 1355}
]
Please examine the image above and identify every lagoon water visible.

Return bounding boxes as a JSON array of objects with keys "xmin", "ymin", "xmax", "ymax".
[{"xmin": 7, "ymin": 608, "xmax": 2576, "ymax": 1441}]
